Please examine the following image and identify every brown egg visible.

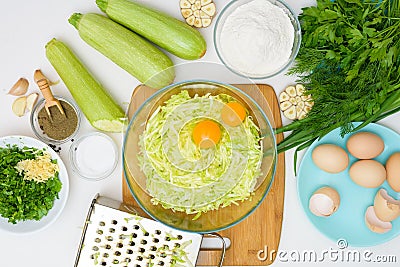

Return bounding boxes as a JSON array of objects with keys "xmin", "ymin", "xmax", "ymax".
[
  {"xmin": 386, "ymin": 152, "xmax": 400, "ymax": 192},
  {"xmin": 373, "ymin": 189, "xmax": 400, "ymax": 222},
  {"xmin": 349, "ymin": 160, "xmax": 386, "ymax": 188},
  {"xmin": 312, "ymin": 144, "xmax": 349, "ymax": 173},
  {"xmin": 347, "ymin": 132, "xmax": 384, "ymax": 159}
]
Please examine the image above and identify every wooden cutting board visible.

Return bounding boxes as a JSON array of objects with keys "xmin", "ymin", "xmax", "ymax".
[{"xmin": 123, "ymin": 84, "xmax": 285, "ymax": 266}]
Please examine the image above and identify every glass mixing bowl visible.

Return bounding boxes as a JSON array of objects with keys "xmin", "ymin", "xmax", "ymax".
[{"xmin": 123, "ymin": 79, "xmax": 277, "ymax": 233}]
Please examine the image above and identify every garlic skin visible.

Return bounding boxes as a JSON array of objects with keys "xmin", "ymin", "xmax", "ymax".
[
  {"xmin": 8, "ymin": 78, "xmax": 29, "ymax": 96},
  {"xmin": 309, "ymin": 187, "xmax": 340, "ymax": 217},
  {"xmin": 373, "ymin": 189, "xmax": 400, "ymax": 222},
  {"xmin": 26, "ymin": 93, "xmax": 39, "ymax": 112},
  {"xmin": 365, "ymin": 206, "xmax": 392, "ymax": 234}
]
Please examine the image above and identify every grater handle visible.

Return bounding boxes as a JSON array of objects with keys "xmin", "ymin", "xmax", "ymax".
[
  {"xmin": 204, "ymin": 232, "xmax": 226, "ymax": 267},
  {"xmin": 74, "ymin": 195, "xmax": 99, "ymax": 267}
]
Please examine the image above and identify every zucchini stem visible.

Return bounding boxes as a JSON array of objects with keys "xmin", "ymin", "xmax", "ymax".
[
  {"xmin": 96, "ymin": 0, "xmax": 108, "ymax": 13},
  {"xmin": 69, "ymin": 13, "xmax": 82, "ymax": 29}
]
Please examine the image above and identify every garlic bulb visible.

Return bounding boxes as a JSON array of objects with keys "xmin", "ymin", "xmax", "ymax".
[
  {"xmin": 180, "ymin": 0, "xmax": 216, "ymax": 28},
  {"xmin": 279, "ymin": 84, "xmax": 313, "ymax": 120}
]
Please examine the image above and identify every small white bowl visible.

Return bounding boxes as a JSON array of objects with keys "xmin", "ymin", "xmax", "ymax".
[{"xmin": 69, "ymin": 132, "xmax": 118, "ymax": 181}]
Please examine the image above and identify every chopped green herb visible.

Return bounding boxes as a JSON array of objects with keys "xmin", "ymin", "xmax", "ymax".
[{"xmin": 0, "ymin": 145, "xmax": 62, "ymax": 224}]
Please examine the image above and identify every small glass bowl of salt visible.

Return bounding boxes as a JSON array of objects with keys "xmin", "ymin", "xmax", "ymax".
[{"xmin": 69, "ymin": 132, "xmax": 118, "ymax": 181}]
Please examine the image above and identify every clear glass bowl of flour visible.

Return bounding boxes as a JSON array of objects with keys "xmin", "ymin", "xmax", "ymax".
[
  {"xmin": 214, "ymin": 0, "xmax": 301, "ymax": 79},
  {"xmin": 69, "ymin": 132, "xmax": 118, "ymax": 181}
]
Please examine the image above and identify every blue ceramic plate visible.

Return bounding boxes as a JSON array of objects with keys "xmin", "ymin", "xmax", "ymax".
[{"xmin": 298, "ymin": 122, "xmax": 400, "ymax": 247}]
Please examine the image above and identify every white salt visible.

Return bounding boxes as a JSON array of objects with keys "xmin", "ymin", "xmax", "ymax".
[{"xmin": 75, "ymin": 135, "xmax": 117, "ymax": 178}]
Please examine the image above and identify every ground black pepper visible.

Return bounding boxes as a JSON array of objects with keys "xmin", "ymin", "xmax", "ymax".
[{"xmin": 38, "ymin": 100, "xmax": 78, "ymax": 140}]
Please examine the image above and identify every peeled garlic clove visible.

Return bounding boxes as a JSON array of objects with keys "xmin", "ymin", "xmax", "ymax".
[
  {"xmin": 181, "ymin": 8, "xmax": 193, "ymax": 18},
  {"xmin": 8, "ymin": 78, "xmax": 29, "ymax": 96},
  {"xmin": 365, "ymin": 206, "xmax": 392, "ymax": 234},
  {"xmin": 26, "ymin": 93, "xmax": 39, "ymax": 112},
  {"xmin": 200, "ymin": 10, "xmax": 209, "ymax": 18},
  {"xmin": 373, "ymin": 189, "xmax": 400, "ymax": 222},
  {"xmin": 283, "ymin": 105, "xmax": 296, "ymax": 120},
  {"xmin": 298, "ymin": 110, "xmax": 307, "ymax": 120},
  {"xmin": 201, "ymin": 0, "xmax": 212, "ymax": 5},
  {"xmin": 289, "ymin": 97, "xmax": 297, "ymax": 105},
  {"xmin": 279, "ymin": 91, "xmax": 290, "ymax": 102},
  {"xmin": 296, "ymin": 105, "xmax": 304, "ymax": 118},
  {"xmin": 12, "ymin": 96, "xmax": 27, "ymax": 117},
  {"xmin": 296, "ymin": 84, "xmax": 305, "ymax": 96},
  {"xmin": 201, "ymin": 3, "xmax": 216, "ymax": 16},
  {"xmin": 194, "ymin": 0, "xmax": 201, "ymax": 9},
  {"xmin": 180, "ymin": 0, "xmax": 191, "ymax": 7},
  {"xmin": 194, "ymin": 17, "xmax": 202, "ymax": 28},
  {"xmin": 186, "ymin": 15, "xmax": 195, "ymax": 26},
  {"xmin": 309, "ymin": 187, "xmax": 340, "ymax": 217},
  {"xmin": 304, "ymin": 105, "xmax": 312, "ymax": 113},
  {"xmin": 201, "ymin": 18, "xmax": 212, "ymax": 27},
  {"xmin": 304, "ymin": 99, "xmax": 314, "ymax": 107},
  {"xmin": 285, "ymin": 85, "xmax": 297, "ymax": 97},
  {"xmin": 280, "ymin": 101, "xmax": 292, "ymax": 111}
]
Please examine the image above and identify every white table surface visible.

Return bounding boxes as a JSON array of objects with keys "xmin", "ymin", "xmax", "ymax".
[{"xmin": 1, "ymin": 0, "xmax": 400, "ymax": 266}]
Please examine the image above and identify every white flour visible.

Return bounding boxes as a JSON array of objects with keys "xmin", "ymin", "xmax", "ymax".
[{"xmin": 219, "ymin": 0, "xmax": 295, "ymax": 77}]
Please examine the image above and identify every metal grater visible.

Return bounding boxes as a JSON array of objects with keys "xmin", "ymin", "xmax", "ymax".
[{"xmin": 74, "ymin": 195, "xmax": 225, "ymax": 267}]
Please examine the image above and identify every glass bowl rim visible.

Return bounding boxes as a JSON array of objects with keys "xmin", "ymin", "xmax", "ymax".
[
  {"xmin": 213, "ymin": 0, "xmax": 302, "ymax": 79},
  {"xmin": 122, "ymin": 79, "xmax": 278, "ymax": 233}
]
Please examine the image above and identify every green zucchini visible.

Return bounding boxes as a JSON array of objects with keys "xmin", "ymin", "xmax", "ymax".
[
  {"xmin": 69, "ymin": 13, "xmax": 175, "ymax": 89},
  {"xmin": 96, "ymin": 0, "xmax": 207, "ymax": 60},
  {"xmin": 45, "ymin": 38, "xmax": 126, "ymax": 132}
]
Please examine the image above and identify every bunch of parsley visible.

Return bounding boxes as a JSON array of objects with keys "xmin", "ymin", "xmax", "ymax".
[
  {"xmin": 0, "ymin": 145, "xmax": 62, "ymax": 224},
  {"xmin": 277, "ymin": 0, "xmax": 400, "ymax": 158}
]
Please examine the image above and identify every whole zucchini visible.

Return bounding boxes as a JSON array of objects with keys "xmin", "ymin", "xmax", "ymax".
[
  {"xmin": 96, "ymin": 0, "xmax": 207, "ymax": 60},
  {"xmin": 69, "ymin": 13, "xmax": 175, "ymax": 89},
  {"xmin": 45, "ymin": 38, "xmax": 126, "ymax": 132}
]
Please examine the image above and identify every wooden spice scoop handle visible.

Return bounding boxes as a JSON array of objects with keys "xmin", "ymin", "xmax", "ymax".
[
  {"xmin": 34, "ymin": 70, "xmax": 55, "ymax": 101},
  {"xmin": 34, "ymin": 69, "xmax": 65, "ymax": 115}
]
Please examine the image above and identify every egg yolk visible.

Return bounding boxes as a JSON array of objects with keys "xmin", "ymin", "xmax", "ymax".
[
  {"xmin": 192, "ymin": 120, "xmax": 221, "ymax": 149},
  {"xmin": 221, "ymin": 102, "xmax": 246, "ymax": 127}
]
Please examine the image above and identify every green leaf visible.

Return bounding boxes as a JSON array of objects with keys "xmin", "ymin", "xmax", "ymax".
[
  {"xmin": 363, "ymin": 27, "xmax": 376, "ymax": 37},
  {"xmin": 349, "ymin": 28, "xmax": 363, "ymax": 39},
  {"xmin": 326, "ymin": 50, "xmax": 339, "ymax": 60}
]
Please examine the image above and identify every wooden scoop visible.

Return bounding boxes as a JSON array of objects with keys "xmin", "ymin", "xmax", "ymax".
[{"xmin": 34, "ymin": 69, "xmax": 65, "ymax": 119}]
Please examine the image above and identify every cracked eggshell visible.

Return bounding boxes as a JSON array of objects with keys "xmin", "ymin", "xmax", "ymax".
[
  {"xmin": 309, "ymin": 187, "xmax": 340, "ymax": 217},
  {"xmin": 373, "ymin": 189, "xmax": 400, "ymax": 222},
  {"xmin": 386, "ymin": 152, "xmax": 400, "ymax": 192},
  {"xmin": 312, "ymin": 144, "xmax": 349, "ymax": 173},
  {"xmin": 365, "ymin": 206, "xmax": 392, "ymax": 234},
  {"xmin": 346, "ymin": 132, "xmax": 384, "ymax": 159}
]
